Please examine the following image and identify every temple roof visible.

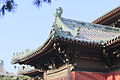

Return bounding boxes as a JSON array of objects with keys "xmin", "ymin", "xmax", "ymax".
[
  {"xmin": 54, "ymin": 17, "xmax": 120, "ymax": 45},
  {"xmin": 17, "ymin": 65, "xmax": 43, "ymax": 77},
  {"xmin": 12, "ymin": 7, "xmax": 120, "ymax": 64},
  {"xmin": 21, "ymin": 69, "xmax": 43, "ymax": 77},
  {"xmin": 92, "ymin": 6, "xmax": 120, "ymax": 25}
]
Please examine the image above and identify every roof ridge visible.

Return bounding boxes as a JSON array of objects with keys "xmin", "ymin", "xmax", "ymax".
[{"xmin": 62, "ymin": 17, "xmax": 120, "ymax": 33}]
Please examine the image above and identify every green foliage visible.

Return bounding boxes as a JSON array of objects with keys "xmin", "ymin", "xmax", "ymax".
[
  {"xmin": 0, "ymin": 75, "xmax": 31, "ymax": 80},
  {"xmin": 0, "ymin": 0, "xmax": 17, "ymax": 15},
  {"xmin": 34, "ymin": 0, "xmax": 51, "ymax": 6},
  {"xmin": 0, "ymin": 0, "xmax": 51, "ymax": 15}
]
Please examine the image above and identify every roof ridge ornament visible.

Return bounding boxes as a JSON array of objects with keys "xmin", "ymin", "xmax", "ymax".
[
  {"xmin": 51, "ymin": 7, "xmax": 63, "ymax": 32},
  {"xmin": 55, "ymin": 7, "xmax": 63, "ymax": 18}
]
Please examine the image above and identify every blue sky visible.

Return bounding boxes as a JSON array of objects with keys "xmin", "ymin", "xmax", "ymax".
[{"xmin": 0, "ymin": 0, "xmax": 120, "ymax": 73}]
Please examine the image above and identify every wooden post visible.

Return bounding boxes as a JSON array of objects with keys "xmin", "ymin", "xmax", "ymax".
[{"xmin": 67, "ymin": 64, "xmax": 71, "ymax": 80}]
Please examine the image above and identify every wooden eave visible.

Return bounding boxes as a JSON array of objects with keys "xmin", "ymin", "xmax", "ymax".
[
  {"xmin": 104, "ymin": 36, "xmax": 120, "ymax": 47},
  {"xmin": 56, "ymin": 35, "xmax": 120, "ymax": 51},
  {"xmin": 92, "ymin": 7, "xmax": 120, "ymax": 25},
  {"xmin": 20, "ymin": 69, "xmax": 43, "ymax": 77},
  {"xmin": 12, "ymin": 35, "xmax": 120, "ymax": 64},
  {"xmin": 104, "ymin": 39, "xmax": 120, "ymax": 51},
  {"xmin": 55, "ymin": 36, "xmax": 103, "ymax": 49},
  {"xmin": 12, "ymin": 36, "xmax": 54, "ymax": 64}
]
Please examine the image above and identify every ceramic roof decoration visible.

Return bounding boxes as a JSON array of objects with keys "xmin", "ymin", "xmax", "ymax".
[
  {"xmin": 12, "ymin": 7, "xmax": 120, "ymax": 63},
  {"xmin": 53, "ymin": 17, "xmax": 120, "ymax": 44}
]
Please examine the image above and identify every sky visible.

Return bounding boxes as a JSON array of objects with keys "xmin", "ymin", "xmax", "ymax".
[{"xmin": 0, "ymin": 0, "xmax": 120, "ymax": 73}]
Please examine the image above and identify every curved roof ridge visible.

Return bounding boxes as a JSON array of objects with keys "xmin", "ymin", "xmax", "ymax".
[{"xmin": 62, "ymin": 17, "xmax": 120, "ymax": 33}]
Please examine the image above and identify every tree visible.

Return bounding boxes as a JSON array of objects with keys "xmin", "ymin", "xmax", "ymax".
[
  {"xmin": 0, "ymin": 0, "xmax": 51, "ymax": 15},
  {"xmin": 0, "ymin": 75, "xmax": 31, "ymax": 80}
]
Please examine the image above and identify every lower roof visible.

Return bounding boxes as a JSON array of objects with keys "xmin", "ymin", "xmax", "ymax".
[{"xmin": 21, "ymin": 69, "xmax": 43, "ymax": 77}]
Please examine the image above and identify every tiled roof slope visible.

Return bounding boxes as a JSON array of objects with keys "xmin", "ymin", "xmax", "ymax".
[{"xmin": 55, "ymin": 17, "xmax": 120, "ymax": 45}]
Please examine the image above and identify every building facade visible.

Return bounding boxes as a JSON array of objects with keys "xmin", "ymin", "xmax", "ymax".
[{"xmin": 12, "ymin": 7, "xmax": 120, "ymax": 80}]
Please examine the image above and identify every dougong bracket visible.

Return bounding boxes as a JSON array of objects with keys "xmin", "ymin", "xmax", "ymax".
[{"xmin": 103, "ymin": 49, "xmax": 114, "ymax": 68}]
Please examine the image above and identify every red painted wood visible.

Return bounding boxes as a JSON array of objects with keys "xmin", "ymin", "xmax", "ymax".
[
  {"xmin": 71, "ymin": 71, "xmax": 106, "ymax": 80},
  {"xmin": 107, "ymin": 71, "xmax": 120, "ymax": 80},
  {"xmin": 47, "ymin": 75, "xmax": 68, "ymax": 80},
  {"xmin": 71, "ymin": 70, "xmax": 120, "ymax": 80},
  {"xmin": 45, "ymin": 70, "xmax": 120, "ymax": 80}
]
